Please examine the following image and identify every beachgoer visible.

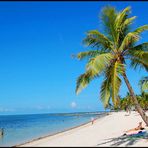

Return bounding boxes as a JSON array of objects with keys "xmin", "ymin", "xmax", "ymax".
[
  {"xmin": 125, "ymin": 106, "xmax": 131, "ymax": 116},
  {"xmin": 91, "ymin": 117, "xmax": 95, "ymax": 125},
  {"xmin": 127, "ymin": 122, "xmax": 144, "ymax": 131},
  {"xmin": 123, "ymin": 122, "xmax": 145, "ymax": 135}
]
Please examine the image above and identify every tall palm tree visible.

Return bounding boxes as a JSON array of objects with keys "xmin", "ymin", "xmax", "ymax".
[{"xmin": 75, "ymin": 6, "xmax": 148, "ymax": 125}]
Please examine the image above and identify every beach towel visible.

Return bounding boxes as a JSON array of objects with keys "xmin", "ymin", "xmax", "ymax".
[
  {"xmin": 129, "ymin": 130, "xmax": 147, "ymax": 137},
  {"xmin": 123, "ymin": 130, "xmax": 148, "ymax": 140}
]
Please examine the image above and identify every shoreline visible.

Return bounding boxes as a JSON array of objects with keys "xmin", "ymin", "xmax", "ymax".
[
  {"xmin": 14, "ymin": 112, "xmax": 109, "ymax": 147},
  {"xmin": 13, "ymin": 121, "xmax": 92, "ymax": 147},
  {"xmin": 17, "ymin": 111, "xmax": 148, "ymax": 147}
]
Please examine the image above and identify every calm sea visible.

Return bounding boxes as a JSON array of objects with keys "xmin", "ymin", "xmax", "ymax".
[{"xmin": 0, "ymin": 112, "xmax": 107, "ymax": 147}]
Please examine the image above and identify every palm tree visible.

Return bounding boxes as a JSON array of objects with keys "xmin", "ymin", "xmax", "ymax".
[
  {"xmin": 75, "ymin": 6, "xmax": 148, "ymax": 125},
  {"xmin": 120, "ymin": 92, "xmax": 134, "ymax": 111}
]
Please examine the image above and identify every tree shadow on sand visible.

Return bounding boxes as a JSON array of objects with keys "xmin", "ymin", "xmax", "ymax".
[{"xmin": 96, "ymin": 133, "xmax": 148, "ymax": 147}]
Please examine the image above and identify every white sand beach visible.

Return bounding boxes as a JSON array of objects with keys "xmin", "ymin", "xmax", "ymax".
[{"xmin": 18, "ymin": 111, "xmax": 148, "ymax": 147}]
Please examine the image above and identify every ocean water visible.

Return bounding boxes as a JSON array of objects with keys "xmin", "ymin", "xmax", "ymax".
[{"xmin": 0, "ymin": 112, "xmax": 107, "ymax": 147}]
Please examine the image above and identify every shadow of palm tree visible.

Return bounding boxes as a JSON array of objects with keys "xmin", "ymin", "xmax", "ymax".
[{"xmin": 97, "ymin": 133, "xmax": 148, "ymax": 147}]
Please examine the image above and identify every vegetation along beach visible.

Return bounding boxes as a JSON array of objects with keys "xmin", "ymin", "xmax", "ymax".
[{"xmin": 0, "ymin": 1, "xmax": 147, "ymax": 147}]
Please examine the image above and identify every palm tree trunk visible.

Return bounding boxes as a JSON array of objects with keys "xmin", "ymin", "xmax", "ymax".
[{"xmin": 122, "ymin": 72, "xmax": 148, "ymax": 126}]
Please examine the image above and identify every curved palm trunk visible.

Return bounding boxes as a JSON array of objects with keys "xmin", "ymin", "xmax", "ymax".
[{"xmin": 122, "ymin": 72, "xmax": 148, "ymax": 126}]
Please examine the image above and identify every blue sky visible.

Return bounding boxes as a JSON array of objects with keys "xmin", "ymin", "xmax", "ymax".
[{"xmin": 0, "ymin": 1, "xmax": 147, "ymax": 115}]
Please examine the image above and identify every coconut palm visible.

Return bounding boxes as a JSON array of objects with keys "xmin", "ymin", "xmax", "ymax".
[
  {"xmin": 137, "ymin": 94, "xmax": 148, "ymax": 111},
  {"xmin": 75, "ymin": 6, "xmax": 148, "ymax": 125},
  {"xmin": 120, "ymin": 92, "xmax": 134, "ymax": 111}
]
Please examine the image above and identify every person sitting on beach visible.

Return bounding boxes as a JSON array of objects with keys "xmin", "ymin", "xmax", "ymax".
[{"xmin": 123, "ymin": 122, "xmax": 145, "ymax": 135}]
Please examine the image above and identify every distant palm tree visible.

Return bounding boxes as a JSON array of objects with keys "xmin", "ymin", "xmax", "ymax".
[
  {"xmin": 75, "ymin": 6, "xmax": 148, "ymax": 125},
  {"xmin": 120, "ymin": 92, "xmax": 134, "ymax": 111},
  {"xmin": 137, "ymin": 94, "xmax": 148, "ymax": 111}
]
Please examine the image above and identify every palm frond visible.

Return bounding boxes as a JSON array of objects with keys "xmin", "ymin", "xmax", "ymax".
[
  {"xmin": 128, "ymin": 43, "xmax": 148, "ymax": 71},
  {"xmin": 100, "ymin": 6, "xmax": 117, "ymax": 43},
  {"xmin": 128, "ymin": 42, "xmax": 148, "ymax": 52},
  {"xmin": 115, "ymin": 7, "xmax": 136, "ymax": 49},
  {"xmin": 77, "ymin": 50, "xmax": 104, "ymax": 60},
  {"xmin": 117, "ymin": 16, "xmax": 136, "ymax": 46},
  {"xmin": 119, "ymin": 32, "xmax": 139, "ymax": 52},
  {"xmin": 100, "ymin": 77, "xmax": 111, "ymax": 108},
  {"xmin": 130, "ymin": 57, "xmax": 148, "ymax": 71},
  {"xmin": 76, "ymin": 53, "xmax": 113, "ymax": 95},
  {"xmin": 83, "ymin": 30, "xmax": 113, "ymax": 50},
  {"xmin": 100, "ymin": 61, "xmax": 124, "ymax": 108},
  {"xmin": 121, "ymin": 16, "xmax": 136, "ymax": 30},
  {"xmin": 86, "ymin": 53, "xmax": 113, "ymax": 75},
  {"xmin": 115, "ymin": 7, "xmax": 131, "ymax": 33},
  {"xmin": 119, "ymin": 25, "xmax": 148, "ymax": 51},
  {"xmin": 130, "ymin": 50, "xmax": 148, "ymax": 60},
  {"xmin": 134, "ymin": 25, "xmax": 148, "ymax": 34},
  {"xmin": 110, "ymin": 61, "xmax": 123, "ymax": 106},
  {"xmin": 115, "ymin": 6, "xmax": 131, "ymax": 30},
  {"xmin": 75, "ymin": 70, "xmax": 97, "ymax": 95}
]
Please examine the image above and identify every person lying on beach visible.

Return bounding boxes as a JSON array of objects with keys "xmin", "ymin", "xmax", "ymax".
[{"xmin": 123, "ymin": 122, "xmax": 145, "ymax": 136}]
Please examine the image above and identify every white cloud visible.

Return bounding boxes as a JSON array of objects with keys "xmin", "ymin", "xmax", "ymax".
[{"xmin": 71, "ymin": 101, "xmax": 77, "ymax": 108}]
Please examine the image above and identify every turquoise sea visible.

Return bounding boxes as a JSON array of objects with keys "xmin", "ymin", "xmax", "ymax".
[{"xmin": 0, "ymin": 112, "xmax": 108, "ymax": 147}]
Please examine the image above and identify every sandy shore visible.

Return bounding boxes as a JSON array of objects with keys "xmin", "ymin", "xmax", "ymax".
[{"xmin": 18, "ymin": 111, "xmax": 148, "ymax": 147}]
